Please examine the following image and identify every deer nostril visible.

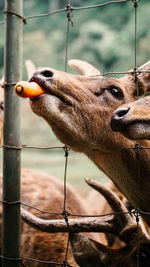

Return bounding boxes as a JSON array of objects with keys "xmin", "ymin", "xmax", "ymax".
[
  {"xmin": 110, "ymin": 107, "xmax": 130, "ymax": 132},
  {"xmin": 115, "ymin": 107, "xmax": 130, "ymax": 118},
  {"xmin": 40, "ymin": 70, "xmax": 53, "ymax": 78}
]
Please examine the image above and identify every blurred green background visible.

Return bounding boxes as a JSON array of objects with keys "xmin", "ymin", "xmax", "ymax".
[{"xmin": 0, "ymin": 0, "xmax": 149, "ymax": 196}]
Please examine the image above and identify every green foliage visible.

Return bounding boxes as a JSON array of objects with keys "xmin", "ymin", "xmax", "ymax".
[{"xmin": 0, "ymin": 0, "xmax": 150, "ymax": 76}]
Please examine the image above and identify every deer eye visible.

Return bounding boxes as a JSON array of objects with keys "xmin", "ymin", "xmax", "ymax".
[
  {"xmin": 0, "ymin": 103, "xmax": 4, "ymax": 111},
  {"xmin": 107, "ymin": 86, "xmax": 123, "ymax": 100}
]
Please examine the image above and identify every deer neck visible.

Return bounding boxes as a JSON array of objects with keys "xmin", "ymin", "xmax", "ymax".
[{"xmin": 87, "ymin": 139, "xmax": 150, "ymax": 226}]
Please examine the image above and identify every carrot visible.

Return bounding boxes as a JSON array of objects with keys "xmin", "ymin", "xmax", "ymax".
[{"xmin": 15, "ymin": 81, "xmax": 45, "ymax": 98}]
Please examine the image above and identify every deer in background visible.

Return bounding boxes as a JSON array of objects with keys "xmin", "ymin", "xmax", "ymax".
[
  {"xmin": 21, "ymin": 178, "xmax": 150, "ymax": 267},
  {"xmin": 27, "ymin": 59, "xmax": 150, "ymax": 227},
  {"xmin": 111, "ymin": 95, "xmax": 150, "ymax": 140}
]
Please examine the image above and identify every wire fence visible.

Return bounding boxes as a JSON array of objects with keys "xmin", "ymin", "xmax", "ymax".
[{"xmin": 0, "ymin": 0, "xmax": 150, "ymax": 266}]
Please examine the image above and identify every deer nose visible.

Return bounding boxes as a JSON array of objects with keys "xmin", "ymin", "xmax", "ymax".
[
  {"xmin": 30, "ymin": 69, "xmax": 54, "ymax": 81},
  {"xmin": 29, "ymin": 69, "xmax": 54, "ymax": 86},
  {"xmin": 110, "ymin": 107, "xmax": 130, "ymax": 132},
  {"xmin": 39, "ymin": 70, "xmax": 54, "ymax": 78}
]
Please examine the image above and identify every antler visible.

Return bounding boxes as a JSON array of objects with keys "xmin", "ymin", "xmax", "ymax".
[
  {"xmin": 21, "ymin": 207, "xmax": 115, "ymax": 233},
  {"xmin": 68, "ymin": 59, "xmax": 101, "ymax": 76},
  {"xmin": 21, "ymin": 179, "xmax": 134, "ymax": 238},
  {"xmin": 85, "ymin": 178, "xmax": 133, "ymax": 229}
]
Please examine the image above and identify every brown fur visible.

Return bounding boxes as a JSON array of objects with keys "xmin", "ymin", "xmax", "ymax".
[
  {"xmin": 0, "ymin": 169, "xmax": 92, "ymax": 266},
  {"xmin": 28, "ymin": 60, "xmax": 150, "ymax": 226}
]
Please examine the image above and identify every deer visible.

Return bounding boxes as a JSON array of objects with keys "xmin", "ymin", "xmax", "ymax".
[
  {"xmin": 21, "ymin": 178, "xmax": 150, "ymax": 267},
  {"xmin": 26, "ymin": 59, "xmax": 150, "ymax": 228},
  {"xmin": 24, "ymin": 60, "xmax": 129, "ymax": 225},
  {"xmin": 110, "ymin": 95, "xmax": 150, "ymax": 140}
]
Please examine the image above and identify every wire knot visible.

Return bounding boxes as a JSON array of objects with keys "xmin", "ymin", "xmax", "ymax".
[
  {"xmin": 2, "ymin": 200, "xmax": 21, "ymax": 206},
  {"xmin": 63, "ymin": 146, "xmax": 69, "ymax": 157},
  {"xmin": 4, "ymin": 10, "xmax": 27, "ymax": 24},
  {"xmin": 132, "ymin": 67, "xmax": 141, "ymax": 83},
  {"xmin": 66, "ymin": 4, "xmax": 74, "ymax": 27},
  {"xmin": 1, "ymin": 81, "xmax": 17, "ymax": 88},
  {"xmin": 132, "ymin": 208, "xmax": 141, "ymax": 223},
  {"xmin": 132, "ymin": 0, "xmax": 140, "ymax": 8},
  {"xmin": 62, "ymin": 210, "xmax": 70, "ymax": 224},
  {"xmin": 134, "ymin": 143, "xmax": 143, "ymax": 154},
  {"xmin": 133, "ymin": 67, "xmax": 141, "ymax": 76}
]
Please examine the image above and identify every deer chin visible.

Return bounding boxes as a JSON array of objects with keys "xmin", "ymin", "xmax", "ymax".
[
  {"xmin": 119, "ymin": 121, "xmax": 150, "ymax": 140},
  {"xmin": 30, "ymin": 95, "xmax": 97, "ymax": 152},
  {"xmin": 29, "ymin": 94, "xmax": 80, "ymax": 146},
  {"xmin": 29, "ymin": 79, "xmax": 73, "ymax": 119},
  {"xmin": 30, "ymin": 93, "xmax": 60, "ymax": 117}
]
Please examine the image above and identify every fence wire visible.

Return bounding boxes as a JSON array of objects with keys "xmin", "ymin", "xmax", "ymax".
[{"xmin": 0, "ymin": 0, "xmax": 150, "ymax": 266}]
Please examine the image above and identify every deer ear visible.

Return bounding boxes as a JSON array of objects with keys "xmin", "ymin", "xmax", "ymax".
[
  {"xmin": 70, "ymin": 233, "xmax": 103, "ymax": 266},
  {"xmin": 25, "ymin": 60, "xmax": 36, "ymax": 79},
  {"xmin": 138, "ymin": 60, "xmax": 150, "ymax": 93},
  {"xmin": 68, "ymin": 59, "xmax": 101, "ymax": 76}
]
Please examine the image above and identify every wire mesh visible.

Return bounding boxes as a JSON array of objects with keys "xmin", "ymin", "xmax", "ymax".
[{"xmin": 0, "ymin": 0, "xmax": 150, "ymax": 266}]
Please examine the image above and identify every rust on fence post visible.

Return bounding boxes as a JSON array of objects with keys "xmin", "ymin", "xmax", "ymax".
[{"xmin": 2, "ymin": 0, "xmax": 22, "ymax": 266}]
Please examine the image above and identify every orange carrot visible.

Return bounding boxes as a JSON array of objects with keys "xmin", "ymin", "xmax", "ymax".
[{"xmin": 15, "ymin": 81, "xmax": 45, "ymax": 98}]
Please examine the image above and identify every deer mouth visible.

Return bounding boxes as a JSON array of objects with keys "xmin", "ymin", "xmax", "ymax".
[
  {"xmin": 29, "ymin": 77, "xmax": 72, "ymax": 106},
  {"xmin": 111, "ymin": 118, "xmax": 150, "ymax": 139}
]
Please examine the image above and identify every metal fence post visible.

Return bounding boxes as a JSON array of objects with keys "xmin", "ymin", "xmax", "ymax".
[{"xmin": 2, "ymin": 0, "xmax": 22, "ymax": 266}]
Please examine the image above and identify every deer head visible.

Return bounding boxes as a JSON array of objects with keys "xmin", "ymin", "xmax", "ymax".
[
  {"xmin": 21, "ymin": 178, "xmax": 150, "ymax": 267},
  {"xmin": 110, "ymin": 95, "xmax": 150, "ymax": 140},
  {"xmin": 28, "ymin": 60, "xmax": 150, "ymax": 153}
]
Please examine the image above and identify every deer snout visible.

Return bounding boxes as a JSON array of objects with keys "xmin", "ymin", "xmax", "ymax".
[
  {"xmin": 29, "ymin": 68, "xmax": 54, "ymax": 87},
  {"xmin": 110, "ymin": 107, "xmax": 130, "ymax": 132}
]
